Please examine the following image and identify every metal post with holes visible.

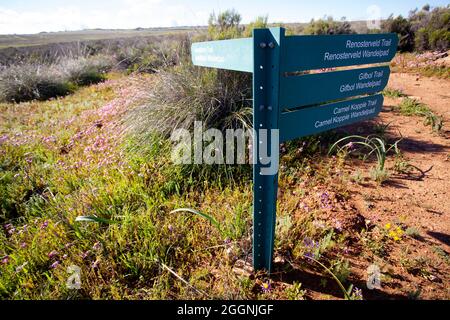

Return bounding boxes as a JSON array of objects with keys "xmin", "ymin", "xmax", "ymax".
[
  {"xmin": 190, "ymin": 28, "xmax": 398, "ymax": 274},
  {"xmin": 252, "ymin": 28, "xmax": 283, "ymax": 272}
]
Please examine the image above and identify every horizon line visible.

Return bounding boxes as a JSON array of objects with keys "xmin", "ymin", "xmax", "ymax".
[{"xmin": 0, "ymin": 18, "xmax": 385, "ymax": 37}]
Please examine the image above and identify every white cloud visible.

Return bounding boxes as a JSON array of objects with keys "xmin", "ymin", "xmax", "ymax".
[
  {"xmin": 0, "ymin": 6, "xmax": 82, "ymax": 34},
  {"xmin": 0, "ymin": 0, "xmax": 209, "ymax": 34}
]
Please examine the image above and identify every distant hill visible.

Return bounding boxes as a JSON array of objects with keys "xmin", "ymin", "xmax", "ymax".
[
  {"xmin": 0, "ymin": 20, "xmax": 373, "ymax": 49},
  {"xmin": 0, "ymin": 26, "xmax": 205, "ymax": 49}
]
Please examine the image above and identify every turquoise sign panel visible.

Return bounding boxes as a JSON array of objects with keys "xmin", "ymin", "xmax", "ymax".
[
  {"xmin": 279, "ymin": 66, "xmax": 390, "ymax": 110},
  {"xmin": 190, "ymin": 28, "xmax": 397, "ymax": 273},
  {"xmin": 281, "ymin": 33, "xmax": 398, "ymax": 73},
  {"xmin": 279, "ymin": 94, "xmax": 384, "ymax": 142},
  {"xmin": 191, "ymin": 38, "xmax": 253, "ymax": 72}
]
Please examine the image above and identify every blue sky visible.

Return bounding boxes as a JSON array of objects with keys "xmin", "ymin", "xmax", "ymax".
[{"xmin": 0, "ymin": 0, "xmax": 448, "ymax": 34}]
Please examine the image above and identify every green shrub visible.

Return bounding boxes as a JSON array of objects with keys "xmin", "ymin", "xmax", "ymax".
[
  {"xmin": 429, "ymin": 29, "xmax": 450, "ymax": 50},
  {"xmin": 382, "ymin": 15, "xmax": 415, "ymax": 52},
  {"xmin": 386, "ymin": 5, "xmax": 450, "ymax": 52},
  {"xmin": 243, "ymin": 16, "xmax": 269, "ymax": 37},
  {"xmin": 303, "ymin": 16, "xmax": 355, "ymax": 35},
  {"xmin": 415, "ymin": 28, "xmax": 430, "ymax": 51},
  {"xmin": 207, "ymin": 9, "xmax": 242, "ymax": 40},
  {"xmin": 411, "ymin": 5, "xmax": 450, "ymax": 51}
]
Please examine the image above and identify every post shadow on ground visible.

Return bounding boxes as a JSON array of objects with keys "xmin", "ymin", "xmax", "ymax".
[
  {"xmin": 397, "ymin": 137, "xmax": 448, "ymax": 154},
  {"xmin": 427, "ymin": 231, "xmax": 450, "ymax": 246},
  {"xmin": 271, "ymin": 261, "xmax": 409, "ymax": 300},
  {"xmin": 336, "ymin": 116, "xmax": 448, "ymax": 155}
]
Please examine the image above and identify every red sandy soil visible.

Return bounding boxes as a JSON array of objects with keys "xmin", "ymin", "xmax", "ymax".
[
  {"xmin": 344, "ymin": 72, "xmax": 449, "ymax": 300},
  {"xmin": 246, "ymin": 72, "xmax": 449, "ymax": 300}
]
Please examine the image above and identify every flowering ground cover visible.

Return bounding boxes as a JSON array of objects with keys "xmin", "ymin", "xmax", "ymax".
[
  {"xmin": 391, "ymin": 51, "xmax": 450, "ymax": 78},
  {"xmin": 1, "ymin": 69, "xmax": 449, "ymax": 300}
]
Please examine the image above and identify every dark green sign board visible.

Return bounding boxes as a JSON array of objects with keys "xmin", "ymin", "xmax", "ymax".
[
  {"xmin": 280, "ymin": 94, "xmax": 384, "ymax": 142},
  {"xmin": 191, "ymin": 28, "xmax": 398, "ymax": 272},
  {"xmin": 280, "ymin": 66, "xmax": 390, "ymax": 109}
]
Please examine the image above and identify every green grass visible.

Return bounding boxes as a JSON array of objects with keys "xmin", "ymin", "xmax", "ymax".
[
  {"xmin": 391, "ymin": 65, "xmax": 450, "ymax": 79},
  {"xmin": 1, "ymin": 10, "xmax": 449, "ymax": 300},
  {"xmin": 397, "ymin": 98, "xmax": 430, "ymax": 116},
  {"xmin": 328, "ymin": 134, "xmax": 401, "ymax": 184},
  {"xmin": 0, "ymin": 76, "xmax": 366, "ymax": 299},
  {"xmin": 419, "ymin": 65, "xmax": 450, "ymax": 79},
  {"xmin": 383, "ymin": 88, "xmax": 407, "ymax": 98},
  {"xmin": 396, "ymin": 98, "xmax": 444, "ymax": 133},
  {"xmin": 2, "ymin": 70, "xmax": 441, "ymax": 300}
]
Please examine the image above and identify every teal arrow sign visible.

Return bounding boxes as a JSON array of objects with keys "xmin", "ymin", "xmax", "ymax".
[
  {"xmin": 279, "ymin": 94, "xmax": 384, "ymax": 142},
  {"xmin": 281, "ymin": 33, "xmax": 398, "ymax": 72},
  {"xmin": 190, "ymin": 28, "xmax": 397, "ymax": 273},
  {"xmin": 280, "ymin": 66, "xmax": 390, "ymax": 110},
  {"xmin": 191, "ymin": 38, "xmax": 253, "ymax": 72}
]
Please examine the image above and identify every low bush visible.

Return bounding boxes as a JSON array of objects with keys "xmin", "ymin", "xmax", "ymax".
[
  {"xmin": 0, "ymin": 55, "xmax": 116, "ymax": 103},
  {"xmin": 127, "ymin": 65, "xmax": 252, "ymax": 137},
  {"xmin": 124, "ymin": 11, "xmax": 267, "ymax": 189},
  {"xmin": 0, "ymin": 64, "xmax": 73, "ymax": 102},
  {"xmin": 126, "ymin": 10, "xmax": 269, "ymax": 138},
  {"xmin": 116, "ymin": 38, "xmax": 186, "ymax": 74},
  {"xmin": 60, "ymin": 54, "xmax": 115, "ymax": 86}
]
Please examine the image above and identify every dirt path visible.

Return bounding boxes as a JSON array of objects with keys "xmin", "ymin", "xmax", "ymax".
[
  {"xmin": 344, "ymin": 72, "xmax": 450, "ymax": 299},
  {"xmin": 388, "ymin": 72, "xmax": 450, "ymax": 128}
]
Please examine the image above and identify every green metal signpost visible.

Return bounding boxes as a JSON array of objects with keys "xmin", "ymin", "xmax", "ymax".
[{"xmin": 192, "ymin": 28, "xmax": 398, "ymax": 272}]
